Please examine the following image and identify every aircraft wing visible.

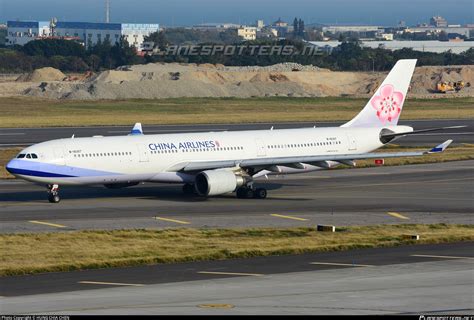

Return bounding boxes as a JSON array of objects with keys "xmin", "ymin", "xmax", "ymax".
[{"xmin": 167, "ymin": 140, "xmax": 453, "ymax": 173}]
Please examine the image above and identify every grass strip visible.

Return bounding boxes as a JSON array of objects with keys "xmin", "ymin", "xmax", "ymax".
[
  {"xmin": 1, "ymin": 224, "xmax": 473, "ymax": 276},
  {"xmin": 0, "ymin": 96, "xmax": 473, "ymax": 127}
]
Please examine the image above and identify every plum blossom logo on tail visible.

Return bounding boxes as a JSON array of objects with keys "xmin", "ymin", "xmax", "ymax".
[{"xmin": 371, "ymin": 84, "xmax": 404, "ymax": 123}]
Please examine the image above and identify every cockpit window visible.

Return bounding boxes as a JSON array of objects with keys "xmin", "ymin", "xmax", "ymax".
[
  {"xmin": 31, "ymin": 154, "xmax": 38, "ymax": 159},
  {"xmin": 17, "ymin": 154, "xmax": 26, "ymax": 159},
  {"xmin": 26, "ymin": 154, "xmax": 31, "ymax": 159}
]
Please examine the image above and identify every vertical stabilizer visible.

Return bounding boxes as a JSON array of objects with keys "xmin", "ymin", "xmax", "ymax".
[{"xmin": 342, "ymin": 59, "xmax": 417, "ymax": 128}]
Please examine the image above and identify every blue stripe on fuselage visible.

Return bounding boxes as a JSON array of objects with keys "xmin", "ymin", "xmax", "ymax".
[
  {"xmin": 6, "ymin": 167, "xmax": 77, "ymax": 178},
  {"xmin": 6, "ymin": 159, "xmax": 120, "ymax": 178}
]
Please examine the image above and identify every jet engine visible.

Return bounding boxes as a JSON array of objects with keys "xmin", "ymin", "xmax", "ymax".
[{"xmin": 195, "ymin": 169, "xmax": 248, "ymax": 196}]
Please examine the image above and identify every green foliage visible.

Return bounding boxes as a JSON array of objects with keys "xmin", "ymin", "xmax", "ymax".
[
  {"xmin": 22, "ymin": 39, "xmax": 86, "ymax": 58},
  {"xmin": 0, "ymin": 37, "xmax": 142, "ymax": 72},
  {"xmin": 0, "ymin": 36, "xmax": 473, "ymax": 73},
  {"xmin": 0, "ymin": 28, "xmax": 6, "ymax": 47}
]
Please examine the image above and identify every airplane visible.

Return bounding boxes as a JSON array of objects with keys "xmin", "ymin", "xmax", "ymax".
[{"xmin": 6, "ymin": 59, "xmax": 463, "ymax": 203}]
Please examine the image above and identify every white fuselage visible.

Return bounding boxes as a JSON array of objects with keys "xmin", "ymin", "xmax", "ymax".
[{"xmin": 6, "ymin": 125, "xmax": 408, "ymax": 186}]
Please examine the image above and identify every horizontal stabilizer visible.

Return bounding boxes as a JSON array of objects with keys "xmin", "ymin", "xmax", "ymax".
[
  {"xmin": 381, "ymin": 125, "xmax": 466, "ymax": 141},
  {"xmin": 129, "ymin": 123, "xmax": 143, "ymax": 136},
  {"xmin": 428, "ymin": 140, "xmax": 453, "ymax": 153}
]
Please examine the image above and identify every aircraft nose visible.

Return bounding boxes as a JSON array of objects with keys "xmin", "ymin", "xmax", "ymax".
[
  {"xmin": 5, "ymin": 159, "xmax": 16, "ymax": 174},
  {"xmin": 5, "ymin": 160, "xmax": 14, "ymax": 174},
  {"xmin": 5, "ymin": 159, "xmax": 27, "ymax": 176}
]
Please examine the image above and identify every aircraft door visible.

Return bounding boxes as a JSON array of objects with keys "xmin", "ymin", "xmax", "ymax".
[
  {"xmin": 136, "ymin": 144, "xmax": 150, "ymax": 162},
  {"xmin": 255, "ymin": 138, "xmax": 267, "ymax": 157},
  {"xmin": 346, "ymin": 133, "xmax": 357, "ymax": 151}
]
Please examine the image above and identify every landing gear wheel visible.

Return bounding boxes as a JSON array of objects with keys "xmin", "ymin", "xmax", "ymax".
[
  {"xmin": 236, "ymin": 187, "xmax": 253, "ymax": 199},
  {"xmin": 254, "ymin": 188, "xmax": 267, "ymax": 199},
  {"xmin": 47, "ymin": 184, "xmax": 60, "ymax": 203},
  {"xmin": 182, "ymin": 183, "xmax": 195, "ymax": 196},
  {"xmin": 48, "ymin": 194, "xmax": 60, "ymax": 203},
  {"xmin": 245, "ymin": 188, "xmax": 255, "ymax": 199}
]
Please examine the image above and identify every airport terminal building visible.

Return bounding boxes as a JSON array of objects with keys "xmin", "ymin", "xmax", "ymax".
[{"xmin": 6, "ymin": 20, "xmax": 159, "ymax": 51}]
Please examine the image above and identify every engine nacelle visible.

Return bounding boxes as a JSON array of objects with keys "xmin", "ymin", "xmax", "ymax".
[{"xmin": 195, "ymin": 170, "xmax": 246, "ymax": 196}]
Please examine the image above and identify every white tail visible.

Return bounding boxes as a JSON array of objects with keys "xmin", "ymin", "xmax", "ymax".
[{"xmin": 342, "ymin": 59, "xmax": 417, "ymax": 128}]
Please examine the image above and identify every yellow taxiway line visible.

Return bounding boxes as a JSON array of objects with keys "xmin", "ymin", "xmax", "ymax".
[
  {"xmin": 29, "ymin": 220, "xmax": 67, "ymax": 228},
  {"xmin": 270, "ymin": 214, "xmax": 308, "ymax": 221},
  {"xmin": 387, "ymin": 212, "xmax": 410, "ymax": 220},
  {"xmin": 154, "ymin": 216, "xmax": 190, "ymax": 225},
  {"xmin": 198, "ymin": 271, "xmax": 264, "ymax": 277},
  {"xmin": 78, "ymin": 281, "xmax": 145, "ymax": 287}
]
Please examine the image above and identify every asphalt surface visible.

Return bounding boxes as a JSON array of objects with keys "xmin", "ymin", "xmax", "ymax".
[
  {"xmin": 1, "ymin": 242, "xmax": 472, "ymax": 297},
  {"xmin": 0, "ymin": 161, "xmax": 473, "ymax": 233},
  {"xmin": 0, "ymin": 119, "xmax": 472, "ymax": 147},
  {"xmin": 1, "ymin": 243, "xmax": 473, "ymax": 314}
]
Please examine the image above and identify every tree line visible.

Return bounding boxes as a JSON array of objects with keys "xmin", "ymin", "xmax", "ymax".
[
  {"xmin": 0, "ymin": 37, "xmax": 472, "ymax": 73},
  {"xmin": 144, "ymin": 37, "xmax": 474, "ymax": 71},
  {"xmin": 0, "ymin": 37, "xmax": 139, "ymax": 73}
]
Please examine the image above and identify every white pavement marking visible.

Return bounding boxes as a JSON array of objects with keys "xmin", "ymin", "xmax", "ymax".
[
  {"xmin": 310, "ymin": 262, "xmax": 374, "ymax": 267},
  {"xmin": 411, "ymin": 254, "xmax": 474, "ymax": 260}
]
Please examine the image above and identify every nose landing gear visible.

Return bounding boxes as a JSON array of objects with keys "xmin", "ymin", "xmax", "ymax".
[{"xmin": 47, "ymin": 184, "xmax": 60, "ymax": 203}]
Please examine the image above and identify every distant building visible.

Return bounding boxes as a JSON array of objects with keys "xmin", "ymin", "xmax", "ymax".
[
  {"xmin": 273, "ymin": 18, "xmax": 288, "ymax": 27},
  {"xmin": 256, "ymin": 20, "xmax": 265, "ymax": 29},
  {"xmin": 398, "ymin": 20, "xmax": 406, "ymax": 28},
  {"xmin": 257, "ymin": 27, "xmax": 278, "ymax": 39},
  {"xmin": 308, "ymin": 40, "xmax": 473, "ymax": 54},
  {"xmin": 271, "ymin": 18, "xmax": 290, "ymax": 37},
  {"xmin": 322, "ymin": 25, "xmax": 382, "ymax": 33},
  {"xmin": 430, "ymin": 16, "xmax": 448, "ymax": 27},
  {"xmin": 406, "ymin": 26, "xmax": 472, "ymax": 39},
  {"xmin": 192, "ymin": 23, "xmax": 241, "ymax": 31},
  {"xmin": 376, "ymin": 33, "xmax": 394, "ymax": 41},
  {"xmin": 6, "ymin": 20, "xmax": 159, "ymax": 51},
  {"xmin": 237, "ymin": 27, "xmax": 257, "ymax": 40}
]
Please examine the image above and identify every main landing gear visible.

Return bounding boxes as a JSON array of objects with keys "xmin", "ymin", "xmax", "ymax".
[
  {"xmin": 182, "ymin": 183, "xmax": 267, "ymax": 199},
  {"xmin": 236, "ymin": 186, "xmax": 267, "ymax": 199},
  {"xmin": 47, "ymin": 184, "xmax": 60, "ymax": 203}
]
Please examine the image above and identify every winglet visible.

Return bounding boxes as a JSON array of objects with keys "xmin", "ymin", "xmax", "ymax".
[
  {"xmin": 428, "ymin": 140, "xmax": 453, "ymax": 154},
  {"xmin": 129, "ymin": 123, "xmax": 143, "ymax": 135}
]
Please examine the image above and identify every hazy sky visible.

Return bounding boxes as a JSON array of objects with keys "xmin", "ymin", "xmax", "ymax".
[{"xmin": 1, "ymin": 0, "xmax": 473, "ymax": 26}]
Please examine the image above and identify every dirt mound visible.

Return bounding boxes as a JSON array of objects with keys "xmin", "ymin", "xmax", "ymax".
[
  {"xmin": 17, "ymin": 67, "xmax": 66, "ymax": 82},
  {"xmin": 410, "ymin": 65, "xmax": 474, "ymax": 96},
  {"xmin": 15, "ymin": 63, "xmax": 474, "ymax": 100}
]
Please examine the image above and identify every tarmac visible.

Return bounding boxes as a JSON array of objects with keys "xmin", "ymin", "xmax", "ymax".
[
  {"xmin": 0, "ymin": 160, "xmax": 472, "ymax": 233},
  {"xmin": 1, "ymin": 242, "xmax": 473, "ymax": 314}
]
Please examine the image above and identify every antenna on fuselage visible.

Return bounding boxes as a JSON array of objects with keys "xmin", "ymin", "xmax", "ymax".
[{"xmin": 71, "ymin": 134, "xmax": 75, "ymax": 139}]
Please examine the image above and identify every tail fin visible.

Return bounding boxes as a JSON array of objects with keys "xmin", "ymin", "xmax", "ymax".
[{"xmin": 342, "ymin": 59, "xmax": 417, "ymax": 128}]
